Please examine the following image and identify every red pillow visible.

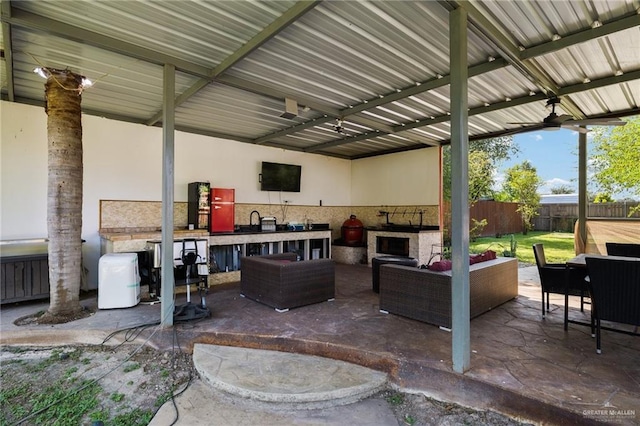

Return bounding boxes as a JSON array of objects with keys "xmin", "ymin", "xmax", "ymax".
[{"xmin": 428, "ymin": 260, "xmax": 452, "ymax": 271}]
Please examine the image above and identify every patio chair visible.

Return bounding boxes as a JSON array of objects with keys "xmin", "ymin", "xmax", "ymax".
[
  {"xmin": 532, "ymin": 243, "xmax": 588, "ymax": 320},
  {"xmin": 584, "ymin": 256, "xmax": 640, "ymax": 354},
  {"xmin": 605, "ymin": 242, "xmax": 640, "ymax": 258}
]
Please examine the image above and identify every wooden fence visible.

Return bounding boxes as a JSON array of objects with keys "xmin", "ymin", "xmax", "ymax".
[
  {"xmin": 442, "ymin": 200, "xmax": 523, "ymax": 238},
  {"xmin": 444, "ymin": 200, "xmax": 639, "ymax": 236},
  {"xmin": 534, "ymin": 201, "xmax": 640, "ymax": 232}
]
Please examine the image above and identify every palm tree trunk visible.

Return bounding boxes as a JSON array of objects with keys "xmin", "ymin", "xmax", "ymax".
[{"xmin": 45, "ymin": 70, "xmax": 84, "ymax": 317}]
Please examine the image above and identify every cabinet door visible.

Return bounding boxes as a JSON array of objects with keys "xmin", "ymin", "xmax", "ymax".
[{"xmin": 31, "ymin": 258, "xmax": 50, "ymax": 298}]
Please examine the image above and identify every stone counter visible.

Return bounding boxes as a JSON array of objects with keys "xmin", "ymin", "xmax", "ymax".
[{"xmin": 99, "ymin": 229, "xmax": 210, "ymax": 254}]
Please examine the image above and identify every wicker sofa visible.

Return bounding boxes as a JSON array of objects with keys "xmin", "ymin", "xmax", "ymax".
[
  {"xmin": 379, "ymin": 257, "xmax": 518, "ymax": 328},
  {"xmin": 240, "ymin": 252, "xmax": 335, "ymax": 312}
]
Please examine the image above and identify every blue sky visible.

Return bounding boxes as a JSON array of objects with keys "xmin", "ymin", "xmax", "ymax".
[{"xmin": 495, "ymin": 129, "xmax": 587, "ymax": 195}]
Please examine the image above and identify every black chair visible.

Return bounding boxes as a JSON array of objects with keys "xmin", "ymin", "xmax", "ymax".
[
  {"xmin": 605, "ymin": 242, "xmax": 640, "ymax": 258},
  {"xmin": 585, "ymin": 256, "xmax": 640, "ymax": 354},
  {"xmin": 532, "ymin": 244, "xmax": 588, "ymax": 321}
]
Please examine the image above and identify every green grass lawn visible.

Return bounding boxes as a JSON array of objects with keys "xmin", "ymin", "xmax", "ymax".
[{"xmin": 468, "ymin": 231, "xmax": 577, "ymax": 265}]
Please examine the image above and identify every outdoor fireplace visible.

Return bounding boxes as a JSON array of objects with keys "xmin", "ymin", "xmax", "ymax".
[
  {"xmin": 376, "ymin": 236, "xmax": 409, "ymax": 257},
  {"xmin": 367, "ymin": 228, "xmax": 441, "ymax": 266}
]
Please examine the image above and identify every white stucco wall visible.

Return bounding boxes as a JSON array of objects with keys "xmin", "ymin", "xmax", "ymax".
[
  {"xmin": 351, "ymin": 148, "xmax": 441, "ymax": 205},
  {"xmin": 1, "ymin": 101, "xmax": 440, "ymax": 288}
]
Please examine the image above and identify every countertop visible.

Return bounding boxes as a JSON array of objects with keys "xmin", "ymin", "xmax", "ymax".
[
  {"xmin": 366, "ymin": 225, "xmax": 440, "ymax": 233},
  {"xmin": 99, "ymin": 228, "xmax": 210, "ymax": 241}
]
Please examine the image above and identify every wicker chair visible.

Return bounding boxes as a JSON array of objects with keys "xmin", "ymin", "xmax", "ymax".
[
  {"xmin": 532, "ymin": 243, "xmax": 588, "ymax": 322},
  {"xmin": 240, "ymin": 252, "xmax": 335, "ymax": 312},
  {"xmin": 585, "ymin": 256, "xmax": 640, "ymax": 353},
  {"xmin": 605, "ymin": 242, "xmax": 640, "ymax": 258}
]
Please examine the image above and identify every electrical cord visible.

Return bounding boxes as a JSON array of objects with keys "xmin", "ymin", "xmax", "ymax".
[
  {"xmin": 11, "ymin": 286, "xmax": 202, "ymax": 425},
  {"xmin": 10, "ymin": 320, "xmax": 163, "ymax": 426}
]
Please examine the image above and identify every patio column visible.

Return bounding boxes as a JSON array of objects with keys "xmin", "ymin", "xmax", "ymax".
[
  {"xmin": 450, "ymin": 7, "xmax": 471, "ymax": 373},
  {"xmin": 161, "ymin": 63, "xmax": 176, "ymax": 327},
  {"xmin": 578, "ymin": 129, "xmax": 587, "ymax": 251}
]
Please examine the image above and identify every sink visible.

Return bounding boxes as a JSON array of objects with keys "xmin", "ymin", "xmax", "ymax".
[{"xmin": 234, "ymin": 225, "xmax": 260, "ymax": 233}]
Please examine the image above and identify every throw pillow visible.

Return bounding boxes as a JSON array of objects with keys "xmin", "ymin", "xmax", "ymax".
[{"xmin": 428, "ymin": 260, "xmax": 452, "ymax": 271}]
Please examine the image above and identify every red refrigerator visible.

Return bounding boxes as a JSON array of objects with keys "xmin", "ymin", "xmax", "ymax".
[{"xmin": 210, "ymin": 188, "xmax": 235, "ymax": 233}]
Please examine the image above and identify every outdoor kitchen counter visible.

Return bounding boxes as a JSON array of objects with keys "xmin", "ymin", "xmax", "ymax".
[{"xmin": 99, "ymin": 229, "xmax": 210, "ymax": 254}]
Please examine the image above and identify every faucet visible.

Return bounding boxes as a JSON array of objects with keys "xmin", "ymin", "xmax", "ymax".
[{"xmin": 249, "ymin": 210, "xmax": 261, "ymax": 229}]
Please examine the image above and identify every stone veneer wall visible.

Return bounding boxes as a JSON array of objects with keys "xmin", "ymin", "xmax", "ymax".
[{"xmin": 100, "ymin": 200, "xmax": 440, "ymax": 244}]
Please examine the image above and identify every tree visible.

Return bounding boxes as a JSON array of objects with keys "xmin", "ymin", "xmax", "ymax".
[
  {"xmin": 591, "ymin": 116, "xmax": 640, "ymax": 205},
  {"xmin": 593, "ymin": 192, "xmax": 614, "ymax": 203},
  {"xmin": 442, "ymin": 136, "xmax": 518, "ymax": 201},
  {"xmin": 502, "ymin": 161, "xmax": 542, "ymax": 234},
  {"xmin": 42, "ymin": 69, "xmax": 85, "ymax": 321},
  {"xmin": 550, "ymin": 185, "xmax": 574, "ymax": 194}
]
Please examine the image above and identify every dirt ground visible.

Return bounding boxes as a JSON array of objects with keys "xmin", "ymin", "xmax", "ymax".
[{"xmin": 1, "ymin": 343, "xmax": 532, "ymax": 426}]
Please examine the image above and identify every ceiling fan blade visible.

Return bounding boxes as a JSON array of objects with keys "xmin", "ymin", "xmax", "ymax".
[
  {"xmin": 561, "ymin": 124, "xmax": 591, "ymax": 134},
  {"xmin": 566, "ymin": 119, "xmax": 626, "ymax": 126},
  {"xmin": 551, "ymin": 114, "xmax": 574, "ymax": 124}
]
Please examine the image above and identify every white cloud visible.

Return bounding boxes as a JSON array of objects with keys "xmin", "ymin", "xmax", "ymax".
[{"xmin": 539, "ymin": 177, "xmax": 574, "ymax": 194}]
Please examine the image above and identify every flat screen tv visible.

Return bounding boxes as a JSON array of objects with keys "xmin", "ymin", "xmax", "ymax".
[{"xmin": 260, "ymin": 161, "xmax": 301, "ymax": 192}]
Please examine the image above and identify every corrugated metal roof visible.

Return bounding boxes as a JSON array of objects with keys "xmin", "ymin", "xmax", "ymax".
[{"xmin": 2, "ymin": 0, "xmax": 638, "ymax": 160}]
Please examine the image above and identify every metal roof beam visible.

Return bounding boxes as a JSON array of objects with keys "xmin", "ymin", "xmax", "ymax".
[
  {"xmin": 217, "ymin": 74, "xmax": 395, "ymax": 134},
  {"xmin": 305, "ymin": 130, "xmax": 389, "ymax": 152},
  {"xmin": 558, "ymin": 68, "xmax": 640, "ymax": 96},
  {"xmin": 3, "ymin": 8, "xmax": 212, "ymax": 78},
  {"xmin": 1, "ymin": 0, "xmax": 15, "ymax": 101},
  {"xmin": 520, "ymin": 13, "xmax": 640, "ymax": 60},
  {"xmin": 254, "ymin": 58, "xmax": 508, "ymax": 144},
  {"xmin": 453, "ymin": 1, "xmax": 585, "ymax": 119},
  {"xmin": 146, "ymin": 0, "xmax": 320, "ymax": 126},
  {"xmin": 5, "ymin": 5, "xmax": 394, "ymax": 134},
  {"xmin": 255, "ymin": 7, "xmax": 640, "ymax": 146},
  {"xmin": 276, "ymin": 64, "xmax": 640, "ymax": 152}
]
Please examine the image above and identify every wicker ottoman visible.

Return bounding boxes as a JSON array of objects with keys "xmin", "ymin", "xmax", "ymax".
[{"xmin": 372, "ymin": 255, "xmax": 418, "ymax": 293}]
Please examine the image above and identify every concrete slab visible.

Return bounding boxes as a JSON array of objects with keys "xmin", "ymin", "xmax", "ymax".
[
  {"xmin": 192, "ymin": 344, "xmax": 388, "ymax": 409},
  {"xmin": 149, "ymin": 379, "xmax": 399, "ymax": 426}
]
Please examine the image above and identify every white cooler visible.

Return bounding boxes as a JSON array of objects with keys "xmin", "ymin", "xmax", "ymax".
[{"xmin": 98, "ymin": 253, "xmax": 141, "ymax": 309}]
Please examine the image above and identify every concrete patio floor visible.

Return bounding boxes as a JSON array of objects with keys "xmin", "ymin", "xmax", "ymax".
[{"xmin": 1, "ymin": 263, "xmax": 638, "ymax": 425}]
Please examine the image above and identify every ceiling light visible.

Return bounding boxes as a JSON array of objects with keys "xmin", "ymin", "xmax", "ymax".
[
  {"xmin": 81, "ymin": 77, "xmax": 93, "ymax": 88},
  {"xmin": 488, "ymin": 56, "xmax": 495, "ymax": 62},
  {"xmin": 33, "ymin": 67, "xmax": 50, "ymax": 79},
  {"xmin": 505, "ymin": 97, "xmax": 511, "ymax": 102},
  {"xmin": 583, "ymin": 78, "xmax": 591, "ymax": 84},
  {"xmin": 529, "ymin": 91, "xmax": 536, "ymax": 96},
  {"xmin": 615, "ymin": 70, "xmax": 623, "ymax": 76},
  {"xmin": 302, "ymin": 105, "xmax": 310, "ymax": 112},
  {"xmin": 552, "ymin": 34, "xmax": 562, "ymax": 41},
  {"xmin": 591, "ymin": 20, "xmax": 602, "ymax": 28},
  {"xmin": 280, "ymin": 97, "xmax": 298, "ymax": 119}
]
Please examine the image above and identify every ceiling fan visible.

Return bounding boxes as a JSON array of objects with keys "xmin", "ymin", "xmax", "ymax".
[{"xmin": 509, "ymin": 98, "xmax": 626, "ymax": 134}]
